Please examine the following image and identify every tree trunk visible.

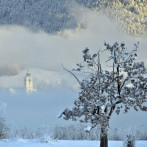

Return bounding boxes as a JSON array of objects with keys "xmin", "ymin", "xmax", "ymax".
[{"xmin": 100, "ymin": 126, "xmax": 108, "ymax": 147}]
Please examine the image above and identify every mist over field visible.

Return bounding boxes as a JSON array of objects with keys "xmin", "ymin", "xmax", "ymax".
[{"xmin": 0, "ymin": 1, "xmax": 146, "ymax": 130}]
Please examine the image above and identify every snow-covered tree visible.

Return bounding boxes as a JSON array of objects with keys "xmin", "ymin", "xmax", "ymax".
[
  {"xmin": 58, "ymin": 42, "xmax": 147, "ymax": 147},
  {"xmin": 0, "ymin": 102, "xmax": 9, "ymax": 139}
]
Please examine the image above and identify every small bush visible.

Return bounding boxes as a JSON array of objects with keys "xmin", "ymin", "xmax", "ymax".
[
  {"xmin": 0, "ymin": 116, "xmax": 9, "ymax": 139},
  {"xmin": 40, "ymin": 135, "xmax": 57, "ymax": 143},
  {"xmin": 124, "ymin": 135, "xmax": 135, "ymax": 147}
]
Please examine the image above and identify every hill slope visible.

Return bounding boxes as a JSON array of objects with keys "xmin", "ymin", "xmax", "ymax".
[{"xmin": 0, "ymin": 0, "xmax": 146, "ymax": 36}]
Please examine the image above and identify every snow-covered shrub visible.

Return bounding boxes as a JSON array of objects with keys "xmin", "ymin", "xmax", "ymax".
[
  {"xmin": 53, "ymin": 125, "xmax": 100, "ymax": 140},
  {"xmin": 40, "ymin": 135, "xmax": 57, "ymax": 143},
  {"xmin": 124, "ymin": 135, "xmax": 135, "ymax": 147},
  {"xmin": 0, "ymin": 116, "xmax": 9, "ymax": 139},
  {"xmin": 0, "ymin": 102, "xmax": 9, "ymax": 139}
]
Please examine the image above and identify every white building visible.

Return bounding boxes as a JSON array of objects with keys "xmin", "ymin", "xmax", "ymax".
[{"xmin": 24, "ymin": 71, "xmax": 36, "ymax": 94}]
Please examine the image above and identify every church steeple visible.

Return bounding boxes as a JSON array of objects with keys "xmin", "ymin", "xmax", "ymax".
[{"xmin": 24, "ymin": 71, "xmax": 36, "ymax": 94}]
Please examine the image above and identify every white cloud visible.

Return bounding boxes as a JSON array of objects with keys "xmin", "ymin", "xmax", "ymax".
[{"xmin": 0, "ymin": 9, "xmax": 146, "ymax": 89}]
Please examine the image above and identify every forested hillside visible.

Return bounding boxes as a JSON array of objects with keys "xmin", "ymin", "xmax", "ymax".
[{"xmin": 0, "ymin": 0, "xmax": 146, "ymax": 36}]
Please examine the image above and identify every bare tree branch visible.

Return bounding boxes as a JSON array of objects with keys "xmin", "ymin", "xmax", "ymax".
[{"xmin": 61, "ymin": 64, "xmax": 81, "ymax": 84}]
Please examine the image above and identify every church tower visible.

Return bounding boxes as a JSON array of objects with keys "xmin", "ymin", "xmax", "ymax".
[{"xmin": 24, "ymin": 71, "xmax": 35, "ymax": 94}]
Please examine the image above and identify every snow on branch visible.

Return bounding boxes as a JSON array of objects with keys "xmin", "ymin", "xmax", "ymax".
[{"xmin": 59, "ymin": 42, "xmax": 147, "ymax": 134}]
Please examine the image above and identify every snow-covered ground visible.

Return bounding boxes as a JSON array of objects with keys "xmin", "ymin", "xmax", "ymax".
[{"xmin": 0, "ymin": 139, "xmax": 147, "ymax": 147}]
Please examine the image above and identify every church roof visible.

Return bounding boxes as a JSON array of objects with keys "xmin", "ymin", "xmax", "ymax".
[{"xmin": 26, "ymin": 72, "xmax": 31, "ymax": 77}]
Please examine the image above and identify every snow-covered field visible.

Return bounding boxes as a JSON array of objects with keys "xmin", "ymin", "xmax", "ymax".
[{"xmin": 0, "ymin": 139, "xmax": 147, "ymax": 147}]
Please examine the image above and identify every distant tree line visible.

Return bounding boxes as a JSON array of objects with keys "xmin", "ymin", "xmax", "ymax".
[{"xmin": 1, "ymin": 119, "xmax": 147, "ymax": 141}]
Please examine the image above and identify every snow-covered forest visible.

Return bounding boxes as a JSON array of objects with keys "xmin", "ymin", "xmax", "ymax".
[{"xmin": 0, "ymin": 0, "xmax": 146, "ymax": 36}]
